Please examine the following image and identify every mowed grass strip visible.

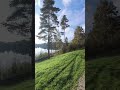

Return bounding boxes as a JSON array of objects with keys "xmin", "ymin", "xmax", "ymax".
[
  {"xmin": 86, "ymin": 55, "xmax": 120, "ymax": 90},
  {"xmin": 35, "ymin": 50, "xmax": 85, "ymax": 90}
]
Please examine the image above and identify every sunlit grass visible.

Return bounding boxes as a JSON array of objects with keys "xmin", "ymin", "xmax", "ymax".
[{"xmin": 35, "ymin": 50, "xmax": 85, "ymax": 90}]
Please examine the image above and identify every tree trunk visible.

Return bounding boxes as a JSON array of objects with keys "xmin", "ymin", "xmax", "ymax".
[
  {"xmin": 48, "ymin": 34, "xmax": 50, "ymax": 59},
  {"xmin": 48, "ymin": 14, "xmax": 50, "ymax": 59},
  {"xmin": 51, "ymin": 39, "xmax": 52, "ymax": 55},
  {"xmin": 64, "ymin": 29, "xmax": 65, "ymax": 42}
]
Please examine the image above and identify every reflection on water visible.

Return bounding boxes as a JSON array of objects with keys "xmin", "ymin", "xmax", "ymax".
[
  {"xmin": 0, "ymin": 51, "xmax": 31, "ymax": 69},
  {"xmin": 0, "ymin": 51, "xmax": 32, "ymax": 80}
]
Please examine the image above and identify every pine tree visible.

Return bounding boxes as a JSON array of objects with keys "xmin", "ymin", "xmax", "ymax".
[
  {"xmin": 93, "ymin": 0, "xmax": 118, "ymax": 48},
  {"xmin": 37, "ymin": 0, "xmax": 60, "ymax": 58},
  {"xmin": 60, "ymin": 15, "xmax": 70, "ymax": 42},
  {"xmin": 86, "ymin": 0, "xmax": 119, "ymax": 57},
  {"xmin": 72, "ymin": 26, "xmax": 85, "ymax": 49},
  {"xmin": 2, "ymin": 0, "xmax": 32, "ymax": 37}
]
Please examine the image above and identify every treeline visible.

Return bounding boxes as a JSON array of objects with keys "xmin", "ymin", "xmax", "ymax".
[
  {"xmin": 60, "ymin": 26, "xmax": 85, "ymax": 53},
  {"xmin": 0, "ymin": 40, "xmax": 32, "ymax": 56},
  {"xmin": 86, "ymin": 0, "xmax": 120, "ymax": 59}
]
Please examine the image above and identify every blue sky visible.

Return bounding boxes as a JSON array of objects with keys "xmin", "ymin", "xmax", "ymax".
[{"xmin": 35, "ymin": 0, "xmax": 85, "ymax": 44}]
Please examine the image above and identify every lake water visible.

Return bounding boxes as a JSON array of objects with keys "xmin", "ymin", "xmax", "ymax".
[
  {"xmin": 35, "ymin": 48, "xmax": 47, "ymax": 56},
  {"xmin": 0, "ymin": 51, "xmax": 31, "ymax": 69},
  {"xmin": 35, "ymin": 47, "xmax": 57, "ymax": 56}
]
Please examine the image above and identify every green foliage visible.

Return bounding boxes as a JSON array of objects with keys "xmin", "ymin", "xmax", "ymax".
[
  {"xmin": 72, "ymin": 26, "xmax": 85, "ymax": 50},
  {"xmin": 60, "ymin": 15, "xmax": 70, "ymax": 41},
  {"xmin": 35, "ymin": 53, "xmax": 48, "ymax": 60},
  {"xmin": 86, "ymin": 55, "xmax": 120, "ymax": 90},
  {"xmin": 60, "ymin": 15, "xmax": 70, "ymax": 30},
  {"xmin": 55, "ymin": 39, "xmax": 63, "ymax": 50},
  {"xmin": 60, "ymin": 26, "xmax": 85, "ymax": 53},
  {"xmin": 35, "ymin": 50, "xmax": 85, "ymax": 90}
]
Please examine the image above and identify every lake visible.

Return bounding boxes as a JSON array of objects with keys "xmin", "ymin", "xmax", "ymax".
[
  {"xmin": 0, "ymin": 51, "xmax": 31, "ymax": 70},
  {"xmin": 35, "ymin": 47, "xmax": 57, "ymax": 56}
]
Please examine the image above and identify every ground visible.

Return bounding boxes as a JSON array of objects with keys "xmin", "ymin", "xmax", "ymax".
[
  {"xmin": 0, "ymin": 79, "xmax": 34, "ymax": 90},
  {"xmin": 86, "ymin": 55, "xmax": 120, "ymax": 90},
  {"xmin": 35, "ymin": 50, "xmax": 85, "ymax": 90},
  {"xmin": 77, "ymin": 72, "xmax": 85, "ymax": 90}
]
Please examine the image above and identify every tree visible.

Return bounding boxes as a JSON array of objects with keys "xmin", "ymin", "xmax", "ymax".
[
  {"xmin": 2, "ymin": 0, "xmax": 32, "ymax": 37},
  {"xmin": 93, "ymin": 0, "xmax": 118, "ymax": 46},
  {"xmin": 86, "ymin": 0, "xmax": 119, "ymax": 57},
  {"xmin": 60, "ymin": 15, "xmax": 70, "ymax": 42},
  {"xmin": 53, "ymin": 31, "xmax": 62, "ymax": 50},
  {"xmin": 50, "ymin": 28, "xmax": 60, "ymax": 54},
  {"xmin": 65, "ymin": 37, "xmax": 69, "ymax": 46},
  {"xmin": 37, "ymin": 0, "xmax": 60, "ymax": 58},
  {"xmin": 72, "ymin": 26, "xmax": 85, "ymax": 49}
]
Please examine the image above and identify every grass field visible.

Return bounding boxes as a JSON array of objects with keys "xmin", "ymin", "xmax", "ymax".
[
  {"xmin": 0, "ymin": 79, "xmax": 34, "ymax": 90},
  {"xmin": 35, "ymin": 50, "xmax": 85, "ymax": 90},
  {"xmin": 86, "ymin": 55, "xmax": 120, "ymax": 90}
]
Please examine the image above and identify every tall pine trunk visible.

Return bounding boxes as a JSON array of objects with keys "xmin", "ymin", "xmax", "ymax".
[{"xmin": 48, "ymin": 33, "xmax": 50, "ymax": 59}]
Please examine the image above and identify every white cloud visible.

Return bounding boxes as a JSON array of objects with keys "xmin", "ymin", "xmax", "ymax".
[
  {"xmin": 81, "ymin": 24, "xmax": 85, "ymax": 31},
  {"xmin": 65, "ymin": 27, "xmax": 74, "ymax": 42},
  {"xmin": 35, "ymin": 14, "xmax": 40, "ymax": 35},
  {"xmin": 35, "ymin": 0, "xmax": 43, "ymax": 8},
  {"xmin": 62, "ymin": 0, "xmax": 72, "ymax": 7},
  {"xmin": 58, "ymin": 25, "xmax": 74, "ymax": 42},
  {"xmin": 58, "ymin": 7, "xmax": 85, "ymax": 40},
  {"xmin": 58, "ymin": 7, "xmax": 85, "ymax": 26},
  {"xmin": 58, "ymin": 9, "xmax": 67, "ymax": 21}
]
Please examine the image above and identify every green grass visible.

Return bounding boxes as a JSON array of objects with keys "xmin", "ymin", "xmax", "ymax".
[
  {"xmin": 86, "ymin": 55, "xmax": 120, "ymax": 90},
  {"xmin": 0, "ymin": 79, "xmax": 34, "ymax": 90},
  {"xmin": 35, "ymin": 50, "xmax": 85, "ymax": 90}
]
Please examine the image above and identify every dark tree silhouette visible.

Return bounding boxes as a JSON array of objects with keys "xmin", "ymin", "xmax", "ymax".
[
  {"xmin": 2, "ymin": 0, "xmax": 32, "ymax": 37},
  {"xmin": 86, "ymin": 0, "xmax": 120, "ymax": 58}
]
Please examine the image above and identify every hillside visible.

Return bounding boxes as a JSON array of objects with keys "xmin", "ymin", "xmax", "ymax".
[
  {"xmin": 35, "ymin": 50, "xmax": 85, "ymax": 90},
  {"xmin": 0, "ymin": 79, "xmax": 34, "ymax": 90},
  {"xmin": 86, "ymin": 55, "xmax": 120, "ymax": 90}
]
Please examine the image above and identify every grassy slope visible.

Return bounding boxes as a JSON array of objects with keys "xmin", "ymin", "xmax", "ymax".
[
  {"xmin": 35, "ymin": 50, "xmax": 85, "ymax": 90},
  {"xmin": 0, "ymin": 79, "xmax": 34, "ymax": 90},
  {"xmin": 86, "ymin": 55, "xmax": 120, "ymax": 90}
]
